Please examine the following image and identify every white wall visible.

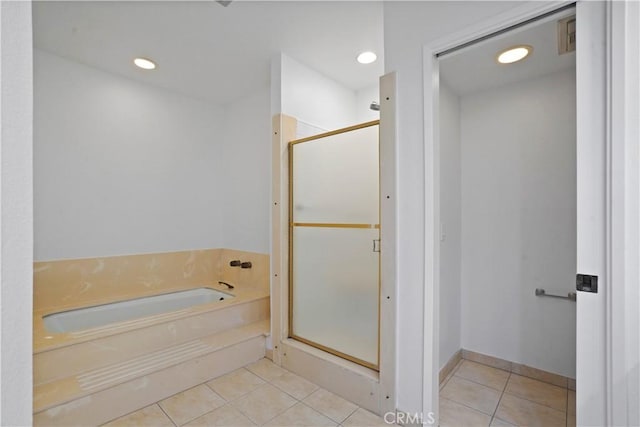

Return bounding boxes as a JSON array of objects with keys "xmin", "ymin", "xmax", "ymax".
[
  {"xmin": 221, "ymin": 86, "xmax": 271, "ymax": 254},
  {"xmin": 460, "ymin": 69, "xmax": 576, "ymax": 378},
  {"xmin": 383, "ymin": 1, "xmax": 522, "ymax": 412},
  {"xmin": 439, "ymin": 82, "xmax": 461, "ymax": 370},
  {"xmin": 34, "ymin": 50, "xmax": 226, "ymax": 260},
  {"xmin": 0, "ymin": 1, "xmax": 33, "ymax": 424}
]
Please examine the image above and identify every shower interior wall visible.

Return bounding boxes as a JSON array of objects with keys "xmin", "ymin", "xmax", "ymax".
[
  {"xmin": 439, "ymin": 68, "xmax": 577, "ymax": 379},
  {"xmin": 277, "ymin": 53, "xmax": 379, "ymax": 137}
]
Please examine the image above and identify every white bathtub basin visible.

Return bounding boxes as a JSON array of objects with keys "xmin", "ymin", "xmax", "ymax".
[{"xmin": 43, "ymin": 287, "xmax": 234, "ymax": 333}]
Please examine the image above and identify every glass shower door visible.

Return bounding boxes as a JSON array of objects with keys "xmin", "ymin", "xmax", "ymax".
[{"xmin": 289, "ymin": 121, "xmax": 380, "ymax": 370}]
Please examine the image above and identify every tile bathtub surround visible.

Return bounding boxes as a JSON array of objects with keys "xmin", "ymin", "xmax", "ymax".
[
  {"xmin": 33, "ymin": 248, "xmax": 269, "ymax": 352},
  {"xmin": 439, "ymin": 359, "xmax": 576, "ymax": 427},
  {"xmin": 34, "ymin": 248, "xmax": 269, "ymax": 313},
  {"xmin": 101, "ymin": 359, "xmax": 390, "ymax": 427}
]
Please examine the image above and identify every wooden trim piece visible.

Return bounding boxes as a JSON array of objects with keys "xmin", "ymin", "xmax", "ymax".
[
  {"xmin": 378, "ymin": 71, "xmax": 397, "ymax": 415},
  {"xmin": 271, "ymin": 113, "xmax": 298, "ymax": 366}
]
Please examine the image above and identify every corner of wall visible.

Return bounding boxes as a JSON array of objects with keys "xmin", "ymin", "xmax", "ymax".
[{"xmin": 1, "ymin": 1, "xmax": 34, "ymax": 424}]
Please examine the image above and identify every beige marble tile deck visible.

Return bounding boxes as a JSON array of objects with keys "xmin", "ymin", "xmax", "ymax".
[
  {"xmin": 441, "ymin": 375, "xmax": 502, "ymax": 415},
  {"xmin": 302, "ymin": 388, "xmax": 359, "ymax": 424},
  {"xmin": 102, "ymin": 404, "xmax": 174, "ymax": 427},
  {"xmin": 159, "ymin": 384, "xmax": 226, "ymax": 426},
  {"xmin": 455, "ymin": 359, "xmax": 511, "ymax": 391},
  {"xmin": 504, "ymin": 374, "xmax": 567, "ymax": 411}
]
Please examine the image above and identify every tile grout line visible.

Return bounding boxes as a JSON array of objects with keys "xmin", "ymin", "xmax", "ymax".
[
  {"xmin": 156, "ymin": 402, "xmax": 178, "ymax": 427},
  {"xmin": 442, "ymin": 364, "xmax": 511, "ymax": 424},
  {"xmin": 103, "ymin": 359, "xmax": 383, "ymax": 427},
  {"xmin": 246, "ymin": 361, "xmax": 364, "ymax": 426},
  {"xmin": 488, "ymin": 373, "xmax": 511, "ymax": 426},
  {"xmin": 298, "ymin": 400, "xmax": 344, "ymax": 426},
  {"xmin": 566, "ymin": 386, "xmax": 569, "ymax": 427},
  {"xmin": 471, "ymin": 365, "xmax": 569, "ymax": 414},
  {"xmin": 500, "ymin": 389, "xmax": 568, "ymax": 414},
  {"xmin": 450, "ymin": 371, "xmax": 509, "ymax": 393},
  {"xmin": 252, "ymin": 370, "xmax": 304, "ymax": 426},
  {"xmin": 342, "ymin": 403, "xmax": 361, "ymax": 424},
  {"xmin": 443, "ymin": 360, "xmax": 571, "ymax": 426},
  {"xmin": 175, "ymin": 390, "xmax": 229, "ymax": 427},
  {"xmin": 440, "ymin": 395, "xmax": 496, "ymax": 421}
]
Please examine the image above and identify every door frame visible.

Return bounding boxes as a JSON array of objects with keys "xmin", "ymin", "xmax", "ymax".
[{"xmin": 421, "ymin": 1, "xmax": 632, "ymax": 424}]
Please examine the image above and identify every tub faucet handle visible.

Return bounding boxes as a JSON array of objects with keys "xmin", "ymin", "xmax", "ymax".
[
  {"xmin": 229, "ymin": 260, "xmax": 242, "ymax": 267},
  {"xmin": 218, "ymin": 281, "xmax": 235, "ymax": 290},
  {"xmin": 241, "ymin": 262, "xmax": 252, "ymax": 269}
]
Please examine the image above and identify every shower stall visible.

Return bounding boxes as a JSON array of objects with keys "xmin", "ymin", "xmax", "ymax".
[{"xmin": 288, "ymin": 120, "xmax": 380, "ymax": 370}]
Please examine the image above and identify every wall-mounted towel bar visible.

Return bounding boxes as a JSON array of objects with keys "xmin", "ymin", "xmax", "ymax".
[{"xmin": 535, "ymin": 288, "xmax": 577, "ymax": 301}]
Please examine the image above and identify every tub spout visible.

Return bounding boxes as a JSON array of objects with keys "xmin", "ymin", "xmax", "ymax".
[{"xmin": 218, "ymin": 281, "xmax": 235, "ymax": 290}]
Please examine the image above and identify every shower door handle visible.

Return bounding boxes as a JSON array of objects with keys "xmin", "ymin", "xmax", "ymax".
[{"xmin": 372, "ymin": 239, "xmax": 381, "ymax": 253}]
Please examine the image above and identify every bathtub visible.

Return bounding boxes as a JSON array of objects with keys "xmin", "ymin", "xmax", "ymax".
[{"xmin": 43, "ymin": 287, "xmax": 235, "ymax": 333}]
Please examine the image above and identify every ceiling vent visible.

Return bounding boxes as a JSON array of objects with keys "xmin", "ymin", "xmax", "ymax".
[{"xmin": 557, "ymin": 15, "xmax": 576, "ymax": 54}]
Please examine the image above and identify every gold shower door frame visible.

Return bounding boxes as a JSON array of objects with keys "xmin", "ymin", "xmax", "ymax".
[{"xmin": 288, "ymin": 120, "xmax": 381, "ymax": 371}]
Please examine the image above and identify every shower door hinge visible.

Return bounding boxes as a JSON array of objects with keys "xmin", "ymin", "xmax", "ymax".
[{"xmin": 373, "ymin": 239, "xmax": 381, "ymax": 253}]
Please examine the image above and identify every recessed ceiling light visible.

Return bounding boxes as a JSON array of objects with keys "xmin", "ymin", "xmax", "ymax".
[
  {"xmin": 496, "ymin": 45, "xmax": 532, "ymax": 64},
  {"xmin": 357, "ymin": 51, "xmax": 377, "ymax": 64},
  {"xmin": 134, "ymin": 57, "xmax": 156, "ymax": 70}
]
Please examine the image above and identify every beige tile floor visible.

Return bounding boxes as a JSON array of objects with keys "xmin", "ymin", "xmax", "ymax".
[
  {"xmin": 102, "ymin": 358, "xmax": 390, "ymax": 427},
  {"xmin": 440, "ymin": 359, "xmax": 576, "ymax": 427},
  {"xmin": 101, "ymin": 357, "xmax": 576, "ymax": 427}
]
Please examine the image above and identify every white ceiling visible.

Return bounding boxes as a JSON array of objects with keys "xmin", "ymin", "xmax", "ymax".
[
  {"xmin": 33, "ymin": 1, "xmax": 384, "ymax": 105},
  {"xmin": 440, "ymin": 8, "xmax": 576, "ymax": 97}
]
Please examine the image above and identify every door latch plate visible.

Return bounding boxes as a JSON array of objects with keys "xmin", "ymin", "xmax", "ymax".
[{"xmin": 576, "ymin": 274, "xmax": 598, "ymax": 293}]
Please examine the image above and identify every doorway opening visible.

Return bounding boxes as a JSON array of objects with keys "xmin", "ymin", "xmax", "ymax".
[{"xmin": 436, "ymin": 6, "xmax": 577, "ymax": 426}]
